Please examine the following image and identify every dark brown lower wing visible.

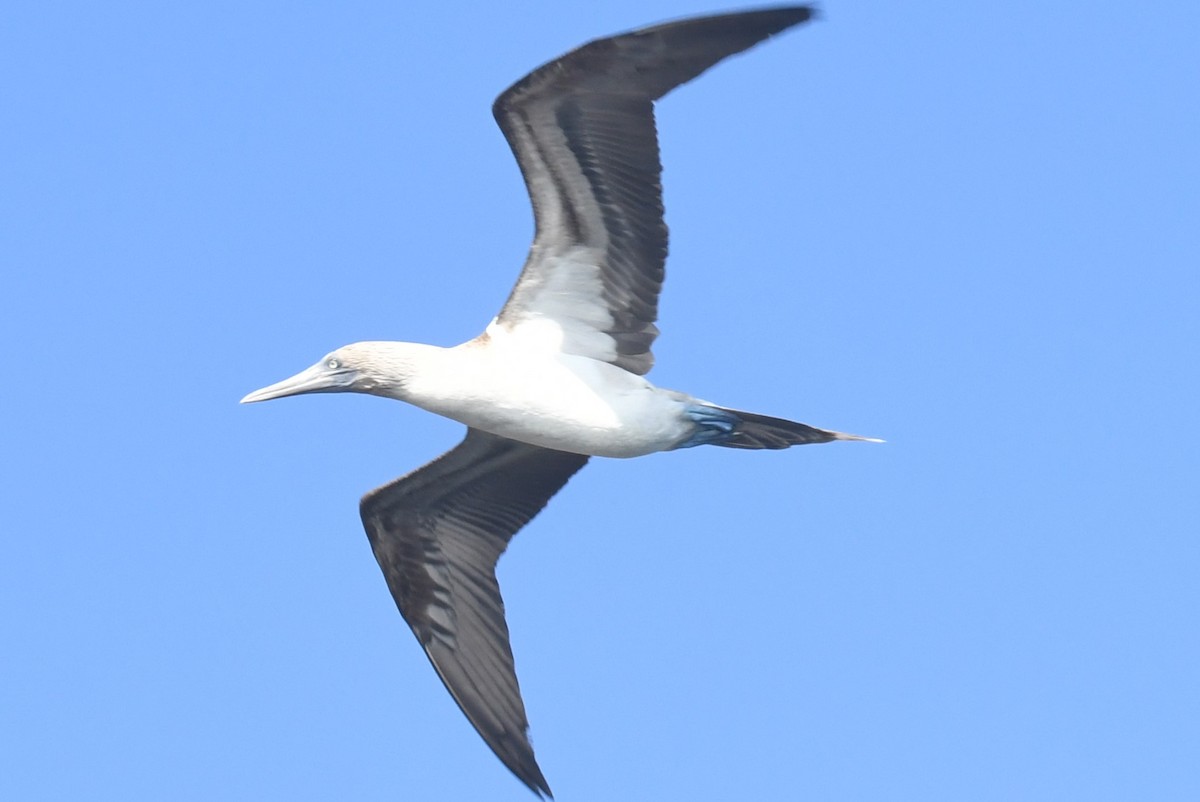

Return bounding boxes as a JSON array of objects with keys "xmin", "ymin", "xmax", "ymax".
[{"xmin": 359, "ymin": 429, "xmax": 589, "ymax": 798}]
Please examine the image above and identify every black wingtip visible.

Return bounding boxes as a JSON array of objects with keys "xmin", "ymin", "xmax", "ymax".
[
  {"xmin": 517, "ymin": 756, "xmax": 552, "ymax": 799},
  {"xmin": 637, "ymin": 4, "xmax": 817, "ymax": 39}
]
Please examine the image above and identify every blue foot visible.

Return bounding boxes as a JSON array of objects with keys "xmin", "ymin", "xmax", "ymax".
[{"xmin": 676, "ymin": 405, "xmax": 740, "ymax": 449}]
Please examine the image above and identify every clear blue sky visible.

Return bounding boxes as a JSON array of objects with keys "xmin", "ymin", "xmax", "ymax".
[{"xmin": 3, "ymin": 2, "xmax": 1198, "ymax": 800}]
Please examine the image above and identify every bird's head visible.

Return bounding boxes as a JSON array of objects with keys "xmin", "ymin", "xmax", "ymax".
[{"xmin": 240, "ymin": 342, "xmax": 402, "ymax": 404}]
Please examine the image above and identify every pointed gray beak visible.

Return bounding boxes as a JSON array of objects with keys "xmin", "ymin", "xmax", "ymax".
[{"xmin": 241, "ymin": 361, "xmax": 355, "ymax": 404}]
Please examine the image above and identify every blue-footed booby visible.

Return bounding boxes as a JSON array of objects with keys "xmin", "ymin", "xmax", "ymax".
[{"xmin": 242, "ymin": 6, "xmax": 876, "ymax": 797}]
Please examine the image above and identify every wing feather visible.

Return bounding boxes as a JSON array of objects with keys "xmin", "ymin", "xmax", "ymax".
[
  {"xmin": 360, "ymin": 429, "xmax": 588, "ymax": 798},
  {"xmin": 490, "ymin": 7, "xmax": 815, "ymax": 374}
]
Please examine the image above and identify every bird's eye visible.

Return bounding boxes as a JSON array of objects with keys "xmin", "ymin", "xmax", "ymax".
[{"xmin": 327, "ymin": 358, "xmax": 340, "ymax": 370}]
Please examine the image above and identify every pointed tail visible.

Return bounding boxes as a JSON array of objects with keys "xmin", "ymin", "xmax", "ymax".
[{"xmin": 684, "ymin": 404, "xmax": 883, "ymax": 450}]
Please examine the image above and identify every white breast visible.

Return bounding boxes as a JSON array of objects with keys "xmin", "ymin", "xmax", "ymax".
[{"xmin": 400, "ymin": 342, "xmax": 692, "ymax": 458}]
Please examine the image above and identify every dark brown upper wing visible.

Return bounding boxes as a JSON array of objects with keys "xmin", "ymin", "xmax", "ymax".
[
  {"xmin": 490, "ymin": 6, "xmax": 815, "ymax": 374},
  {"xmin": 359, "ymin": 429, "xmax": 588, "ymax": 798}
]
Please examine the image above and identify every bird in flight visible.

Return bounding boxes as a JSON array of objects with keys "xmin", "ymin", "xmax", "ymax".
[{"xmin": 243, "ymin": 5, "xmax": 875, "ymax": 797}]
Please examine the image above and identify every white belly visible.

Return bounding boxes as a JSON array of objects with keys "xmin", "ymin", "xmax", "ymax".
[{"xmin": 401, "ymin": 345, "xmax": 692, "ymax": 458}]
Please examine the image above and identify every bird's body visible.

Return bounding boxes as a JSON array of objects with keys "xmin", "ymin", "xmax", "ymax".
[
  {"xmin": 275, "ymin": 337, "xmax": 716, "ymax": 457},
  {"xmin": 243, "ymin": 6, "xmax": 876, "ymax": 797},
  {"xmin": 364, "ymin": 338, "xmax": 694, "ymax": 458}
]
